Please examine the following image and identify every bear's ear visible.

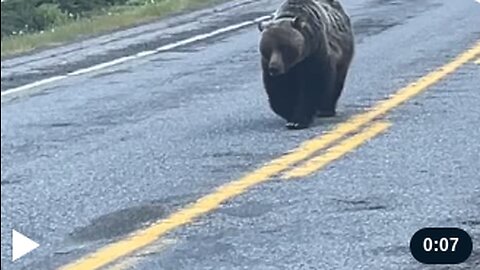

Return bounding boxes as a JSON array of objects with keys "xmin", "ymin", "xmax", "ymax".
[
  {"xmin": 258, "ymin": 21, "xmax": 269, "ymax": 32},
  {"xmin": 291, "ymin": 16, "xmax": 305, "ymax": 30}
]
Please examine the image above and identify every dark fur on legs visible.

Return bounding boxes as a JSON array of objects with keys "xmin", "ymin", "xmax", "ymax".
[{"xmin": 264, "ymin": 60, "xmax": 322, "ymax": 129}]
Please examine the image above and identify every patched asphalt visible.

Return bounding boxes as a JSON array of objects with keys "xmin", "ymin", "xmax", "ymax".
[{"xmin": 1, "ymin": 0, "xmax": 479, "ymax": 269}]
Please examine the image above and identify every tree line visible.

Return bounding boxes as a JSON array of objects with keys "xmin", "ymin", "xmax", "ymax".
[{"xmin": 1, "ymin": 0, "xmax": 147, "ymax": 38}]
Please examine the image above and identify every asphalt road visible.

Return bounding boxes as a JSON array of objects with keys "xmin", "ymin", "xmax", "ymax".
[{"xmin": 1, "ymin": 0, "xmax": 480, "ymax": 269}]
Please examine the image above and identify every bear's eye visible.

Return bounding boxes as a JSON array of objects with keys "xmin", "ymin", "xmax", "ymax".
[
  {"xmin": 260, "ymin": 46, "xmax": 271, "ymax": 58},
  {"xmin": 281, "ymin": 46, "xmax": 298, "ymax": 63}
]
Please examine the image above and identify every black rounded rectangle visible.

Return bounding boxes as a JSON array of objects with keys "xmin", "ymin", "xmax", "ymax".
[{"xmin": 410, "ymin": 227, "xmax": 473, "ymax": 264}]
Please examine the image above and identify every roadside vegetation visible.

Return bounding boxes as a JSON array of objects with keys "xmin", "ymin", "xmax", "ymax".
[{"xmin": 1, "ymin": 0, "xmax": 223, "ymax": 59}]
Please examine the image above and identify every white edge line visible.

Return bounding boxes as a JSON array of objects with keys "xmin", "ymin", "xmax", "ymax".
[
  {"xmin": 1, "ymin": 14, "xmax": 273, "ymax": 98},
  {"xmin": 1, "ymin": 75, "xmax": 68, "ymax": 96}
]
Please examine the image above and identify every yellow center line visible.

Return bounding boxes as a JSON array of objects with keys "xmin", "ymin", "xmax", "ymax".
[
  {"xmin": 103, "ymin": 239, "xmax": 176, "ymax": 270},
  {"xmin": 283, "ymin": 121, "xmax": 391, "ymax": 179},
  {"xmin": 58, "ymin": 41, "xmax": 480, "ymax": 270}
]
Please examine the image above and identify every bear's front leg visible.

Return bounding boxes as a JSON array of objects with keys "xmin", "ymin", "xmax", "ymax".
[{"xmin": 286, "ymin": 80, "xmax": 316, "ymax": 130}]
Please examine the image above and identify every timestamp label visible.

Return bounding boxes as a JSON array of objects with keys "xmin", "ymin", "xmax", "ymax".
[{"xmin": 410, "ymin": 227, "xmax": 473, "ymax": 264}]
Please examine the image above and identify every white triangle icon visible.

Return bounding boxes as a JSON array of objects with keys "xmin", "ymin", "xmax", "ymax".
[{"xmin": 12, "ymin": 229, "xmax": 40, "ymax": 262}]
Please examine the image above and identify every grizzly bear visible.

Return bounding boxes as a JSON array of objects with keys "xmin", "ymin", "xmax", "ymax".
[{"xmin": 257, "ymin": 0, "xmax": 354, "ymax": 129}]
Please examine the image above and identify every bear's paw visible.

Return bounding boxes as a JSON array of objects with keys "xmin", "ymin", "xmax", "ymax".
[{"xmin": 286, "ymin": 121, "xmax": 309, "ymax": 130}]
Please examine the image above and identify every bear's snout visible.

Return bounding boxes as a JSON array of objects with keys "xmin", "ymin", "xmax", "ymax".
[
  {"xmin": 268, "ymin": 52, "xmax": 284, "ymax": 76},
  {"xmin": 268, "ymin": 65, "xmax": 282, "ymax": 76}
]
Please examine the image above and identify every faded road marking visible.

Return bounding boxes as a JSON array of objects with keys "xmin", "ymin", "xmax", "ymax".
[
  {"xmin": 283, "ymin": 121, "xmax": 391, "ymax": 179},
  {"xmin": 1, "ymin": 14, "xmax": 273, "ymax": 98},
  {"xmin": 58, "ymin": 41, "xmax": 480, "ymax": 270}
]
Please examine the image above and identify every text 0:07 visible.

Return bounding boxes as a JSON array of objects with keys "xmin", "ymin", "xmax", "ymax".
[
  {"xmin": 423, "ymin": 237, "xmax": 458, "ymax": 252},
  {"xmin": 410, "ymin": 227, "xmax": 472, "ymax": 264}
]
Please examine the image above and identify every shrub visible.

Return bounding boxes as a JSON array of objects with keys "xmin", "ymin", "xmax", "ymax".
[
  {"xmin": 1, "ymin": 0, "xmax": 132, "ymax": 39},
  {"xmin": 34, "ymin": 3, "xmax": 71, "ymax": 30}
]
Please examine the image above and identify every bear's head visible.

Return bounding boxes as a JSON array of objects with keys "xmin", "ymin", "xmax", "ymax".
[{"xmin": 258, "ymin": 16, "xmax": 308, "ymax": 76}]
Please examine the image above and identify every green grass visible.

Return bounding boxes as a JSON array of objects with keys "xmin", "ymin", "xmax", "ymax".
[{"xmin": 1, "ymin": 0, "xmax": 224, "ymax": 59}]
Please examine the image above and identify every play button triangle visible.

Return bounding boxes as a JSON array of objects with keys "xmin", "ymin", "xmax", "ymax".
[{"xmin": 12, "ymin": 229, "xmax": 40, "ymax": 262}]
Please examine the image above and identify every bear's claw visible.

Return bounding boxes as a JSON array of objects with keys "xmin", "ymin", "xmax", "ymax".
[{"xmin": 286, "ymin": 122, "xmax": 309, "ymax": 130}]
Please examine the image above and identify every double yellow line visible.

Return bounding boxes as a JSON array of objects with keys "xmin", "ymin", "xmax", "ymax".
[
  {"xmin": 59, "ymin": 41, "xmax": 480, "ymax": 270},
  {"xmin": 282, "ymin": 121, "xmax": 391, "ymax": 179}
]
